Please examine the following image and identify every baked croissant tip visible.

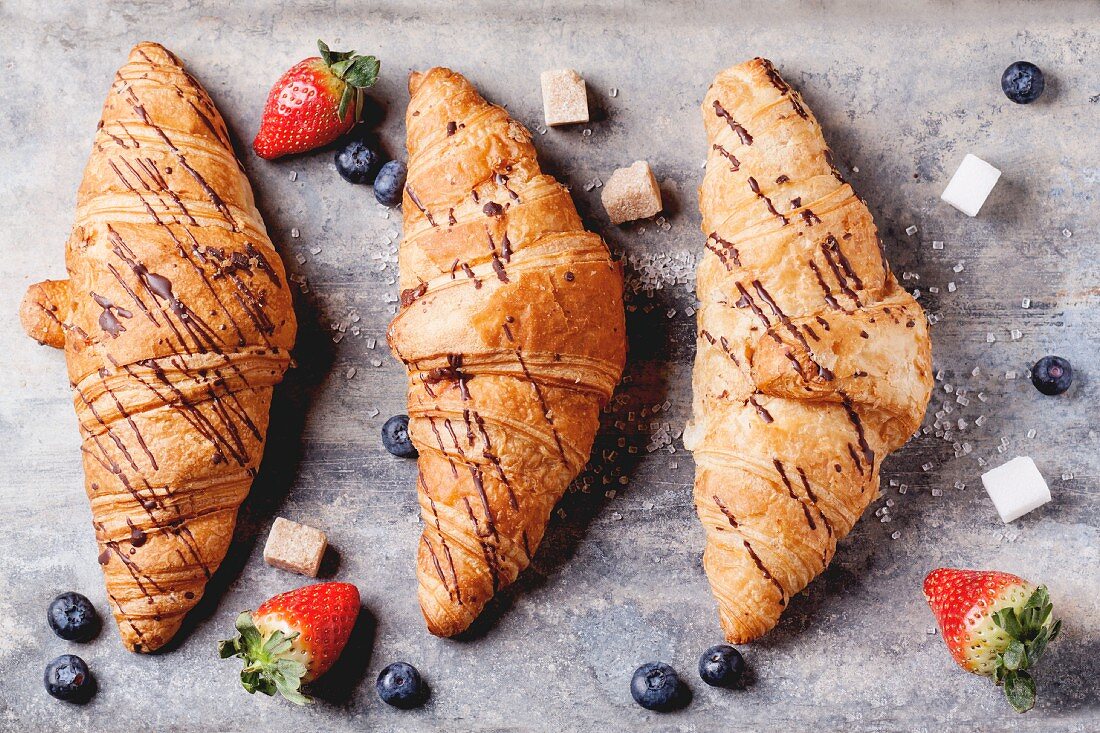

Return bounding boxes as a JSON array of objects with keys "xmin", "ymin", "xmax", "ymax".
[{"xmin": 408, "ymin": 70, "xmax": 425, "ymax": 95}]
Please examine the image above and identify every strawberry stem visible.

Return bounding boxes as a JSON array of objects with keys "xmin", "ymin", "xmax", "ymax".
[
  {"xmin": 315, "ymin": 40, "xmax": 380, "ymax": 122},
  {"xmin": 219, "ymin": 612, "xmax": 312, "ymax": 705},
  {"xmin": 990, "ymin": 585, "xmax": 1062, "ymax": 713}
]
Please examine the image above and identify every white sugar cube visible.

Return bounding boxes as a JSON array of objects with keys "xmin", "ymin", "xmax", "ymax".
[
  {"xmin": 941, "ymin": 154, "xmax": 1001, "ymax": 217},
  {"xmin": 981, "ymin": 456, "xmax": 1051, "ymax": 523}
]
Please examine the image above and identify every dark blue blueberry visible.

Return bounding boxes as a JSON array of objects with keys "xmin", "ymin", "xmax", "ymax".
[
  {"xmin": 334, "ymin": 138, "xmax": 383, "ymax": 184},
  {"xmin": 1001, "ymin": 62, "xmax": 1045, "ymax": 104},
  {"xmin": 698, "ymin": 644, "xmax": 746, "ymax": 687},
  {"xmin": 1031, "ymin": 355, "xmax": 1073, "ymax": 395},
  {"xmin": 47, "ymin": 592, "xmax": 99, "ymax": 642},
  {"xmin": 44, "ymin": 655, "xmax": 94, "ymax": 702},
  {"xmin": 630, "ymin": 661, "xmax": 689, "ymax": 712},
  {"xmin": 374, "ymin": 160, "xmax": 407, "ymax": 207},
  {"xmin": 382, "ymin": 414, "xmax": 417, "ymax": 458},
  {"xmin": 376, "ymin": 661, "xmax": 428, "ymax": 708}
]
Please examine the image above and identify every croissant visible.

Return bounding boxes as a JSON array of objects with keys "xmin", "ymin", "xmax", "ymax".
[
  {"xmin": 388, "ymin": 68, "xmax": 626, "ymax": 636},
  {"xmin": 684, "ymin": 59, "xmax": 933, "ymax": 643},
  {"xmin": 18, "ymin": 43, "xmax": 295, "ymax": 652}
]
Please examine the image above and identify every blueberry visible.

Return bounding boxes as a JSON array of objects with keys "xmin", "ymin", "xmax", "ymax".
[
  {"xmin": 382, "ymin": 414, "xmax": 418, "ymax": 458},
  {"xmin": 376, "ymin": 661, "xmax": 428, "ymax": 708},
  {"xmin": 630, "ymin": 661, "xmax": 689, "ymax": 712},
  {"xmin": 334, "ymin": 138, "xmax": 383, "ymax": 184},
  {"xmin": 374, "ymin": 160, "xmax": 407, "ymax": 207},
  {"xmin": 1031, "ymin": 355, "xmax": 1073, "ymax": 395},
  {"xmin": 47, "ymin": 592, "xmax": 99, "ymax": 642},
  {"xmin": 1001, "ymin": 61, "xmax": 1045, "ymax": 104},
  {"xmin": 698, "ymin": 644, "xmax": 746, "ymax": 687},
  {"xmin": 44, "ymin": 654, "xmax": 94, "ymax": 702}
]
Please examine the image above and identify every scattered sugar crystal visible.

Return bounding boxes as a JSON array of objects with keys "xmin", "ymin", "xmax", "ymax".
[
  {"xmin": 609, "ymin": 87, "xmax": 619, "ymax": 98},
  {"xmin": 891, "ymin": 531, "xmax": 901, "ymax": 540},
  {"xmin": 932, "ymin": 240, "xmax": 944, "ymax": 250},
  {"xmin": 953, "ymin": 262, "xmax": 965, "ymax": 273},
  {"xmin": 986, "ymin": 332, "xmax": 996, "ymax": 343},
  {"xmin": 958, "ymin": 418, "xmax": 968, "ymax": 429},
  {"xmin": 582, "ymin": 128, "xmax": 593, "ymax": 137},
  {"xmin": 931, "ymin": 488, "xmax": 943, "ymax": 497},
  {"xmin": 899, "ymin": 484, "xmax": 908, "ymax": 494},
  {"xmin": 941, "ymin": 153, "xmax": 1001, "ymax": 216},
  {"xmin": 366, "ymin": 408, "xmax": 379, "ymax": 418},
  {"xmin": 291, "ymin": 228, "xmax": 300, "ymax": 238},
  {"xmin": 978, "ymin": 456, "xmax": 987, "ymax": 466},
  {"xmin": 1027, "ymin": 429, "xmax": 1037, "ymax": 439},
  {"xmin": 906, "ymin": 225, "xmax": 918, "ymax": 236},
  {"xmin": 912, "ymin": 289, "xmax": 921, "ymax": 299},
  {"xmin": 610, "ymin": 512, "xmax": 623, "ymax": 521},
  {"xmin": 954, "ymin": 481, "xmax": 967, "ymax": 491},
  {"xmin": 977, "ymin": 392, "xmax": 988, "ymax": 402},
  {"xmin": 944, "ymin": 384, "xmax": 954, "ymax": 393},
  {"xmin": 957, "ymin": 396, "xmax": 970, "ymax": 407},
  {"xmin": 1010, "ymin": 329, "xmax": 1021, "ymax": 341},
  {"xmin": 309, "ymin": 246, "xmax": 322, "ymax": 255},
  {"xmin": 602, "ymin": 161, "xmax": 662, "ymax": 224},
  {"xmin": 981, "ymin": 456, "xmax": 1051, "ymax": 523},
  {"xmin": 997, "ymin": 445, "xmax": 1006, "ymax": 454},
  {"xmin": 889, "ymin": 479, "xmax": 899, "ymax": 487},
  {"xmin": 605, "ymin": 489, "xmax": 617, "ymax": 499},
  {"xmin": 947, "ymin": 282, "xmax": 957, "ymax": 293},
  {"xmin": 1006, "ymin": 370, "xmax": 1017, "ymax": 380},
  {"xmin": 371, "ymin": 358, "xmax": 382, "ymax": 367},
  {"xmin": 1062, "ymin": 228, "xmax": 1072, "ymax": 238},
  {"xmin": 1062, "ymin": 472, "xmax": 1074, "ymax": 481},
  {"xmin": 922, "ymin": 462, "xmax": 934, "ymax": 471},
  {"xmin": 1021, "ymin": 298, "xmax": 1031, "ymax": 309},
  {"xmin": 295, "ymin": 253, "xmax": 306, "ymax": 264},
  {"xmin": 288, "ymin": 171, "xmax": 298, "ymax": 182},
  {"xmin": 929, "ymin": 286, "xmax": 940, "ymax": 294},
  {"xmin": 541, "ymin": 69, "xmax": 589, "ymax": 126},
  {"xmin": 975, "ymin": 415, "xmax": 986, "ymax": 426}
]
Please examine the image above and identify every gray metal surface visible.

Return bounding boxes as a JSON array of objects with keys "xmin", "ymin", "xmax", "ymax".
[{"xmin": 1, "ymin": 1, "xmax": 1097, "ymax": 731}]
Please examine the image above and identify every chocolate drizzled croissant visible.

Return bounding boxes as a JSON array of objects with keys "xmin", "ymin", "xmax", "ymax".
[
  {"xmin": 686, "ymin": 58, "xmax": 932, "ymax": 643},
  {"xmin": 389, "ymin": 68, "xmax": 626, "ymax": 636},
  {"xmin": 20, "ymin": 42, "xmax": 295, "ymax": 652}
]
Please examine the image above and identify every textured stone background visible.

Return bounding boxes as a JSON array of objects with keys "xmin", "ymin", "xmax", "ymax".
[{"xmin": 1, "ymin": 1, "xmax": 1097, "ymax": 731}]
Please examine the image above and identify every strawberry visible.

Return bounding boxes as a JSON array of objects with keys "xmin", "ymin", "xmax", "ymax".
[
  {"xmin": 219, "ymin": 582, "xmax": 360, "ymax": 704},
  {"xmin": 253, "ymin": 40, "xmax": 379, "ymax": 159},
  {"xmin": 923, "ymin": 568, "xmax": 1061, "ymax": 713}
]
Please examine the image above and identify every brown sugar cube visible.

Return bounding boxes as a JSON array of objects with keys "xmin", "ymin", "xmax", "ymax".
[
  {"xmin": 263, "ymin": 517, "xmax": 327, "ymax": 577},
  {"xmin": 601, "ymin": 161, "xmax": 662, "ymax": 224},
  {"xmin": 541, "ymin": 69, "xmax": 589, "ymax": 127}
]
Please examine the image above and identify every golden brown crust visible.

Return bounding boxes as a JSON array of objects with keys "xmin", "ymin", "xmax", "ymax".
[
  {"xmin": 20, "ymin": 42, "xmax": 296, "ymax": 652},
  {"xmin": 687, "ymin": 58, "xmax": 932, "ymax": 643},
  {"xmin": 389, "ymin": 68, "xmax": 626, "ymax": 636}
]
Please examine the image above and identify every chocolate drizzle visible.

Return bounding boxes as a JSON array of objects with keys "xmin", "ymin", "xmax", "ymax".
[{"xmin": 712, "ymin": 100, "xmax": 753, "ymax": 145}]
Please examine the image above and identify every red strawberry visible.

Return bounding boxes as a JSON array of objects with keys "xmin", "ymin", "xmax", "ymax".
[
  {"xmin": 219, "ymin": 582, "xmax": 360, "ymax": 704},
  {"xmin": 253, "ymin": 40, "xmax": 379, "ymax": 159},
  {"xmin": 923, "ymin": 568, "xmax": 1061, "ymax": 713}
]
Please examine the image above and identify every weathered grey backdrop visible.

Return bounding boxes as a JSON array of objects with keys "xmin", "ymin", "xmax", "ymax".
[{"xmin": 1, "ymin": 1, "xmax": 1097, "ymax": 731}]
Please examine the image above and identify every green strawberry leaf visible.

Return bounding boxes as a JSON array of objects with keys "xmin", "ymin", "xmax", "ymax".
[
  {"xmin": 343, "ymin": 56, "xmax": 380, "ymax": 88},
  {"xmin": 993, "ymin": 607, "xmax": 1023, "ymax": 639},
  {"xmin": 1002, "ymin": 640, "xmax": 1027, "ymax": 671},
  {"xmin": 338, "ymin": 84, "xmax": 354, "ymax": 122},
  {"xmin": 1004, "ymin": 671, "xmax": 1036, "ymax": 713},
  {"xmin": 317, "ymin": 40, "xmax": 354, "ymax": 66},
  {"xmin": 219, "ymin": 611, "xmax": 313, "ymax": 705},
  {"xmin": 1024, "ymin": 585, "xmax": 1049, "ymax": 610},
  {"xmin": 1048, "ymin": 618, "xmax": 1062, "ymax": 641}
]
